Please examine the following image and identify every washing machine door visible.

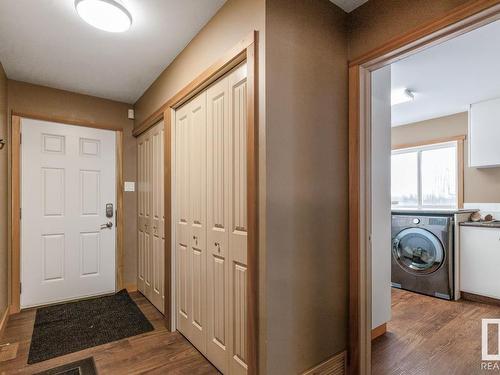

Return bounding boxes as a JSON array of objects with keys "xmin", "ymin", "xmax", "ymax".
[{"xmin": 392, "ymin": 227, "xmax": 445, "ymax": 275}]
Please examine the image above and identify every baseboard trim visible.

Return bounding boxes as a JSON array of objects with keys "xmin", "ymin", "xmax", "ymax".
[
  {"xmin": 302, "ymin": 350, "xmax": 346, "ymax": 375},
  {"xmin": 371, "ymin": 323, "xmax": 387, "ymax": 340},
  {"xmin": 461, "ymin": 291, "xmax": 500, "ymax": 307},
  {"xmin": 125, "ymin": 284, "xmax": 137, "ymax": 293},
  {"xmin": 0, "ymin": 307, "xmax": 9, "ymax": 339}
]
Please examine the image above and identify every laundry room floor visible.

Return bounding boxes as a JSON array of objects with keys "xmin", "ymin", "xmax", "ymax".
[{"xmin": 372, "ymin": 288, "xmax": 500, "ymax": 375}]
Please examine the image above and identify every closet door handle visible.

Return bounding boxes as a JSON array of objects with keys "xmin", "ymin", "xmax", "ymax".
[{"xmin": 214, "ymin": 242, "xmax": 220, "ymax": 253}]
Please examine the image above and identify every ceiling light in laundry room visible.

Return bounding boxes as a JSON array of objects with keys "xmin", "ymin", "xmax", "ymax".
[
  {"xmin": 75, "ymin": 0, "xmax": 132, "ymax": 33},
  {"xmin": 391, "ymin": 88, "xmax": 415, "ymax": 106}
]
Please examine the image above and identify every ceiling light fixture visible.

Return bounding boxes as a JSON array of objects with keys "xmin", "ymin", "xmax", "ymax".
[
  {"xmin": 75, "ymin": 0, "xmax": 132, "ymax": 33},
  {"xmin": 391, "ymin": 88, "xmax": 415, "ymax": 106}
]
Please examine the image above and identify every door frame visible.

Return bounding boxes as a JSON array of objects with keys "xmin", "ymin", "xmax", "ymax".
[
  {"xmin": 132, "ymin": 31, "xmax": 258, "ymax": 374},
  {"xmin": 10, "ymin": 113, "xmax": 124, "ymax": 313},
  {"xmin": 348, "ymin": 2, "xmax": 500, "ymax": 374}
]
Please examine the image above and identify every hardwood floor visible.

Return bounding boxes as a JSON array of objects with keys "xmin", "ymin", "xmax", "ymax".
[
  {"xmin": 0, "ymin": 292, "xmax": 219, "ymax": 375},
  {"xmin": 373, "ymin": 288, "xmax": 500, "ymax": 375}
]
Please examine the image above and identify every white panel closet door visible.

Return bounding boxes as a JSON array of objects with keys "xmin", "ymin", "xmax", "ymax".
[
  {"xmin": 151, "ymin": 123, "xmax": 165, "ymax": 312},
  {"xmin": 206, "ymin": 75, "xmax": 230, "ymax": 374},
  {"xmin": 175, "ymin": 92, "xmax": 209, "ymax": 350},
  {"xmin": 188, "ymin": 92, "xmax": 208, "ymax": 352},
  {"xmin": 21, "ymin": 118, "xmax": 116, "ymax": 308},
  {"xmin": 174, "ymin": 62, "xmax": 248, "ymax": 375},
  {"xmin": 137, "ymin": 121, "xmax": 165, "ymax": 313},
  {"xmin": 137, "ymin": 131, "xmax": 151, "ymax": 299},
  {"xmin": 227, "ymin": 63, "xmax": 248, "ymax": 374},
  {"xmin": 175, "ymin": 105, "xmax": 192, "ymax": 335}
]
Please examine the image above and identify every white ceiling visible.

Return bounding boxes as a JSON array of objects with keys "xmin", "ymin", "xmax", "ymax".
[
  {"xmin": 0, "ymin": 0, "xmax": 226, "ymax": 104},
  {"xmin": 329, "ymin": 0, "xmax": 368, "ymax": 13},
  {"xmin": 391, "ymin": 20, "xmax": 500, "ymax": 126}
]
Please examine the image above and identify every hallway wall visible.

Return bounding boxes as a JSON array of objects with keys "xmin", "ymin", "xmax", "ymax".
[
  {"xmin": 265, "ymin": 0, "xmax": 348, "ymax": 373},
  {"xmin": 7, "ymin": 81, "xmax": 138, "ymax": 287}
]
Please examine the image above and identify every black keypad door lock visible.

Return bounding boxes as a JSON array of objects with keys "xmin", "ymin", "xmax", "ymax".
[{"xmin": 106, "ymin": 203, "xmax": 114, "ymax": 218}]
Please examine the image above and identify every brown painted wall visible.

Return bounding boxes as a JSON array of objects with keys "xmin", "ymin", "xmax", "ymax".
[
  {"xmin": 0, "ymin": 63, "xmax": 8, "ymax": 319},
  {"xmin": 347, "ymin": 0, "xmax": 470, "ymax": 60},
  {"xmin": 133, "ymin": 0, "xmax": 265, "ymax": 127},
  {"xmin": 265, "ymin": 0, "xmax": 348, "ymax": 373},
  {"xmin": 392, "ymin": 112, "xmax": 500, "ymax": 203},
  {"xmin": 7, "ymin": 80, "xmax": 138, "ymax": 286}
]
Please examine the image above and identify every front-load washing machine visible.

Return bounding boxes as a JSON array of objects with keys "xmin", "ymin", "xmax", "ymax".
[{"xmin": 391, "ymin": 213, "xmax": 454, "ymax": 300}]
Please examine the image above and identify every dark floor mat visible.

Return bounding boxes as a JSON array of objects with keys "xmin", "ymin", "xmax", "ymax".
[
  {"xmin": 28, "ymin": 290, "xmax": 154, "ymax": 364},
  {"xmin": 34, "ymin": 357, "xmax": 97, "ymax": 374}
]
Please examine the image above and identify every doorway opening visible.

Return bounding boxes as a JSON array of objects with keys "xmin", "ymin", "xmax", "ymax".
[{"xmin": 349, "ymin": 4, "xmax": 500, "ymax": 374}]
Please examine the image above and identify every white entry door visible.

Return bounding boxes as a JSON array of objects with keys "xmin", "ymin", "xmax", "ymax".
[{"xmin": 21, "ymin": 118, "xmax": 116, "ymax": 308}]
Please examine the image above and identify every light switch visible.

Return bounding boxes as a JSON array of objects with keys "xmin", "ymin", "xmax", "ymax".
[{"xmin": 124, "ymin": 181, "xmax": 135, "ymax": 192}]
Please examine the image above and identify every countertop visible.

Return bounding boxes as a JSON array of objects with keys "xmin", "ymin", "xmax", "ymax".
[
  {"xmin": 460, "ymin": 221, "xmax": 500, "ymax": 228},
  {"xmin": 392, "ymin": 208, "xmax": 478, "ymax": 215}
]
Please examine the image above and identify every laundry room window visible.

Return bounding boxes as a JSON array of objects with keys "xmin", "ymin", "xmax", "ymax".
[{"xmin": 391, "ymin": 141, "xmax": 460, "ymax": 209}]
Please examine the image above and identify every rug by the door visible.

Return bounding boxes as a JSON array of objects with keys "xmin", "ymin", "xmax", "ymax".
[
  {"xmin": 28, "ymin": 290, "xmax": 154, "ymax": 364},
  {"xmin": 34, "ymin": 357, "xmax": 97, "ymax": 375}
]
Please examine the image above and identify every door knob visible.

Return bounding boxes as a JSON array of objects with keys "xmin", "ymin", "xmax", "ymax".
[{"xmin": 100, "ymin": 221, "xmax": 113, "ymax": 230}]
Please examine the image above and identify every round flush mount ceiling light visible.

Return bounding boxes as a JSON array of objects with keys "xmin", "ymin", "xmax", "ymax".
[{"xmin": 75, "ymin": 0, "xmax": 132, "ymax": 33}]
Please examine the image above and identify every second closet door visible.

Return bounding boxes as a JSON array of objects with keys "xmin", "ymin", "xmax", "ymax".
[
  {"xmin": 175, "ymin": 63, "xmax": 248, "ymax": 375},
  {"xmin": 207, "ymin": 62, "xmax": 249, "ymax": 375},
  {"xmin": 138, "ymin": 121, "xmax": 165, "ymax": 313},
  {"xmin": 175, "ymin": 92, "xmax": 208, "ymax": 352},
  {"xmin": 206, "ymin": 73, "xmax": 230, "ymax": 373}
]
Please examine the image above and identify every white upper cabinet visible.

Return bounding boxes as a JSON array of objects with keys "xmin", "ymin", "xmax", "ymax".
[{"xmin": 469, "ymin": 97, "xmax": 500, "ymax": 168}]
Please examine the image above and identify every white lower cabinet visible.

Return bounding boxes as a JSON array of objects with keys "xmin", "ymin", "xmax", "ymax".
[
  {"xmin": 175, "ymin": 63, "xmax": 248, "ymax": 375},
  {"xmin": 460, "ymin": 226, "xmax": 500, "ymax": 299}
]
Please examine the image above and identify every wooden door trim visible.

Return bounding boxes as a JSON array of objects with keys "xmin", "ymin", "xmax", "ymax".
[
  {"xmin": 10, "ymin": 114, "xmax": 124, "ymax": 314},
  {"xmin": 116, "ymin": 130, "xmax": 124, "ymax": 290},
  {"xmin": 350, "ymin": 0, "xmax": 500, "ymax": 68},
  {"xmin": 391, "ymin": 135, "xmax": 466, "ymax": 151},
  {"xmin": 348, "ymin": 3, "xmax": 500, "ymax": 374},
  {"xmin": 158, "ymin": 31, "xmax": 258, "ymax": 374},
  {"xmin": 10, "ymin": 116, "xmax": 21, "ymax": 314},
  {"xmin": 11, "ymin": 111, "xmax": 123, "ymax": 132}
]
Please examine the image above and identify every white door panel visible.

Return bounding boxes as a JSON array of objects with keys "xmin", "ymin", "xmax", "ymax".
[
  {"xmin": 227, "ymin": 63, "xmax": 248, "ymax": 374},
  {"xmin": 206, "ymin": 75, "xmax": 230, "ymax": 373},
  {"xmin": 173, "ymin": 62, "xmax": 248, "ymax": 374},
  {"xmin": 175, "ymin": 105, "xmax": 191, "ymax": 335},
  {"xmin": 21, "ymin": 118, "xmax": 116, "ymax": 308},
  {"xmin": 371, "ymin": 66, "xmax": 392, "ymax": 329},
  {"xmin": 188, "ymin": 92, "xmax": 207, "ymax": 352},
  {"xmin": 150, "ymin": 124, "xmax": 165, "ymax": 312},
  {"xmin": 137, "ymin": 121, "xmax": 165, "ymax": 313}
]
